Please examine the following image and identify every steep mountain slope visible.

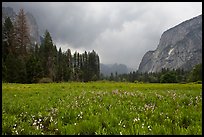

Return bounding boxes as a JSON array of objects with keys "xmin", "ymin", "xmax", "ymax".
[{"xmin": 138, "ymin": 15, "xmax": 202, "ymax": 73}]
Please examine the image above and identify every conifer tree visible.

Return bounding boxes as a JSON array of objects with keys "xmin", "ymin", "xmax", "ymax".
[{"xmin": 15, "ymin": 8, "xmax": 31, "ymax": 58}]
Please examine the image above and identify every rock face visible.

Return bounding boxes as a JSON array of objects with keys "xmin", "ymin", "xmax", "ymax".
[
  {"xmin": 138, "ymin": 15, "xmax": 202, "ymax": 73},
  {"xmin": 2, "ymin": 7, "xmax": 41, "ymax": 44}
]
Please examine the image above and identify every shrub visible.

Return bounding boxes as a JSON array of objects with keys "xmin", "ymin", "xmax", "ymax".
[
  {"xmin": 134, "ymin": 80, "xmax": 139, "ymax": 83},
  {"xmin": 160, "ymin": 72, "xmax": 177, "ymax": 83},
  {"xmin": 194, "ymin": 81, "xmax": 202, "ymax": 84},
  {"xmin": 179, "ymin": 82, "xmax": 187, "ymax": 84},
  {"xmin": 38, "ymin": 77, "xmax": 53, "ymax": 83}
]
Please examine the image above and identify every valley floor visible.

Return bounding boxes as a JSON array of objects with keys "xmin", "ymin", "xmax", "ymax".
[{"xmin": 2, "ymin": 82, "xmax": 202, "ymax": 135}]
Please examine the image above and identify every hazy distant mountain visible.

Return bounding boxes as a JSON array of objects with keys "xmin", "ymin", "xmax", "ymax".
[
  {"xmin": 2, "ymin": 7, "xmax": 41, "ymax": 44},
  {"xmin": 100, "ymin": 63, "xmax": 133, "ymax": 76},
  {"xmin": 138, "ymin": 15, "xmax": 202, "ymax": 73}
]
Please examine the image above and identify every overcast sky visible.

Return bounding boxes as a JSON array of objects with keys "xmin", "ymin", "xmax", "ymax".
[{"xmin": 2, "ymin": 2, "xmax": 202, "ymax": 70}]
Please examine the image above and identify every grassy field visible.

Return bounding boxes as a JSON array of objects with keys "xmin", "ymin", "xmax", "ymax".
[{"xmin": 2, "ymin": 82, "xmax": 202, "ymax": 135}]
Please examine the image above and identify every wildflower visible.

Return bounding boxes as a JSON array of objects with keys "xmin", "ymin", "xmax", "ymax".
[
  {"xmin": 32, "ymin": 115, "xmax": 35, "ymax": 119},
  {"xmin": 133, "ymin": 117, "xmax": 140, "ymax": 122},
  {"xmin": 123, "ymin": 125, "xmax": 126, "ymax": 128},
  {"xmin": 118, "ymin": 120, "xmax": 122, "ymax": 126},
  {"xmin": 40, "ymin": 124, "xmax": 44, "ymax": 129},
  {"xmin": 120, "ymin": 132, "xmax": 122, "ymax": 135},
  {"xmin": 50, "ymin": 117, "xmax": 53, "ymax": 122},
  {"xmin": 13, "ymin": 124, "xmax": 17, "ymax": 127},
  {"xmin": 33, "ymin": 122, "xmax": 37, "ymax": 126},
  {"xmin": 15, "ymin": 130, "xmax": 18, "ymax": 135},
  {"xmin": 142, "ymin": 123, "xmax": 144, "ymax": 128},
  {"xmin": 148, "ymin": 125, "xmax": 152, "ymax": 131},
  {"xmin": 21, "ymin": 129, "xmax": 24, "ymax": 132}
]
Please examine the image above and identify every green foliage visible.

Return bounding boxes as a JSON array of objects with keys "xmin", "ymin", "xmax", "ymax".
[
  {"xmin": 194, "ymin": 81, "xmax": 202, "ymax": 84},
  {"xmin": 102, "ymin": 67, "xmax": 195, "ymax": 84},
  {"xmin": 2, "ymin": 25, "xmax": 100, "ymax": 83},
  {"xmin": 2, "ymin": 8, "xmax": 100, "ymax": 84},
  {"xmin": 4, "ymin": 53, "xmax": 27, "ymax": 83},
  {"xmin": 26, "ymin": 54, "xmax": 43, "ymax": 83},
  {"xmin": 188, "ymin": 64, "xmax": 202, "ymax": 82},
  {"xmin": 2, "ymin": 82, "xmax": 202, "ymax": 135},
  {"xmin": 160, "ymin": 72, "xmax": 177, "ymax": 83},
  {"xmin": 38, "ymin": 77, "xmax": 53, "ymax": 83}
]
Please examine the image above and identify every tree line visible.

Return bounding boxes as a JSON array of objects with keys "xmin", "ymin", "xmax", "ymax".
[
  {"xmin": 2, "ymin": 9, "xmax": 100, "ymax": 83},
  {"xmin": 100, "ymin": 64, "xmax": 202, "ymax": 83}
]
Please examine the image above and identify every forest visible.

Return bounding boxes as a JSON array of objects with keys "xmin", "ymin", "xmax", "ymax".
[
  {"xmin": 2, "ymin": 9, "xmax": 202, "ymax": 84},
  {"xmin": 101, "ymin": 64, "xmax": 202, "ymax": 83},
  {"xmin": 2, "ymin": 9, "xmax": 100, "ymax": 83}
]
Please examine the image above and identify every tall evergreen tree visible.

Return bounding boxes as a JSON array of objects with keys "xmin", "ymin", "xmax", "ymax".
[
  {"xmin": 15, "ymin": 8, "xmax": 31, "ymax": 59},
  {"xmin": 40, "ymin": 30, "xmax": 55, "ymax": 80},
  {"xmin": 56, "ymin": 47, "xmax": 63, "ymax": 81},
  {"xmin": 2, "ymin": 17, "xmax": 16, "ymax": 60}
]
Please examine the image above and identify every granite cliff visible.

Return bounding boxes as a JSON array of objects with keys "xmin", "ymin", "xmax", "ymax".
[{"xmin": 138, "ymin": 15, "xmax": 202, "ymax": 73}]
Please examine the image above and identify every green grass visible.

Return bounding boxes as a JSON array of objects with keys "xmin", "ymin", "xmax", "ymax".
[{"xmin": 2, "ymin": 82, "xmax": 202, "ymax": 135}]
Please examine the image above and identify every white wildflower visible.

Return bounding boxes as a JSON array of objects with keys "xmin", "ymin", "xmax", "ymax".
[
  {"xmin": 148, "ymin": 125, "xmax": 152, "ymax": 131},
  {"xmin": 118, "ymin": 120, "xmax": 122, "ymax": 126},
  {"xmin": 142, "ymin": 123, "xmax": 144, "ymax": 128},
  {"xmin": 21, "ymin": 129, "xmax": 24, "ymax": 132},
  {"xmin": 50, "ymin": 117, "xmax": 53, "ymax": 122}
]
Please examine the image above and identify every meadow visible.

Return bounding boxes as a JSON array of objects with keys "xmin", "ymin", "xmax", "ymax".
[{"xmin": 2, "ymin": 82, "xmax": 202, "ymax": 135}]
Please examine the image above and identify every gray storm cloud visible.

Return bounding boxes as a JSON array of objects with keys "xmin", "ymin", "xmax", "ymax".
[{"xmin": 2, "ymin": 2, "xmax": 202, "ymax": 69}]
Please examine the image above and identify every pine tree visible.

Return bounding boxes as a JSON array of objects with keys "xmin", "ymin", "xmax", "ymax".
[
  {"xmin": 2, "ymin": 17, "xmax": 16, "ymax": 60},
  {"xmin": 64, "ymin": 48, "xmax": 72, "ymax": 81},
  {"xmin": 15, "ymin": 8, "xmax": 31, "ymax": 59},
  {"xmin": 2, "ymin": 17, "xmax": 15, "ymax": 82},
  {"xmin": 26, "ymin": 54, "xmax": 43, "ymax": 83},
  {"xmin": 57, "ymin": 47, "xmax": 63, "ymax": 81},
  {"xmin": 40, "ymin": 30, "xmax": 55, "ymax": 80}
]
